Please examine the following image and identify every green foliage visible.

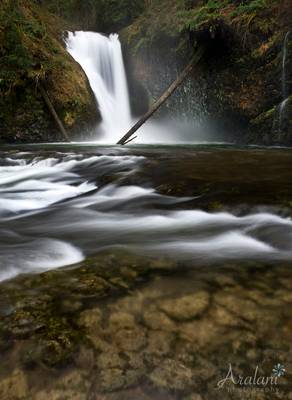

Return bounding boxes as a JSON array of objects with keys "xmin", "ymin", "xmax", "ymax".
[
  {"xmin": 230, "ymin": 0, "xmax": 267, "ymax": 17},
  {"xmin": 178, "ymin": 0, "xmax": 230, "ymax": 31},
  {"xmin": 0, "ymin": 5, "xmax": 31, "ymax": 91},
  {"xmin": 2, "ymin": 25, "xmax": 32, "ymax": 70},
  {"xmin": 177, "ymin": 0, "xmax": 271, "ymax": 32},
  {"xmin": 100, "ymin": 0, "xmax": 145, "ymax": 30},
  {"xmin": 45, "ymin": 0, "xmax": 145, "ymax": 31},
  {"xmin": 0, "ymin": 0, "xmax": 73, "ymax": 139},
  {"xmin": 0, "ymin": 0, "xmax": 65, "ymax": 96},
  {"xmin": 23, "ymin": 19, "xmax": 47, "ymax": 39}
]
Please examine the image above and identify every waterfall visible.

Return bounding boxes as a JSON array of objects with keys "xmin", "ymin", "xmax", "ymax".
[
  {"xmin": 282, "ymin": 31, "xmax": 290, "ymax": 99},
  {"xmin": 66, "ymin": 31, "xmax": 132, "ymax": 142},
  {"xmin": 278, "ymin": 31, "xmax": 290, "ymax": 133}
]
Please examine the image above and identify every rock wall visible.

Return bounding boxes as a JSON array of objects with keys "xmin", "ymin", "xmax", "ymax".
[{"xmin": 121, "ymin": 0, "xmax": 292, "ymax": 145}]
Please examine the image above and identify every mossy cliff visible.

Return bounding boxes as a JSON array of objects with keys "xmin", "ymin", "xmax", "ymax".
[
  {"xmin": 121, "ymin": 0, "xmax": 292, "ymax": 145},
  {"xmin": 0, "ymin": 0, "xmax": 99, "ymax": 143},
  {"xmin": 0, "ymin": 0, "xmax": 146, "ymax": 142}
]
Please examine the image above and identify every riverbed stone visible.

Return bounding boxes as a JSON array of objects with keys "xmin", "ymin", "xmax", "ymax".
[
  {"xmin": 214, "ymin": 275, "xmax": 237, "ymax": 287},
  {"xmin": 39, "ymin": 337, "xmax": 75, "ymax": 368},
  {"xmin": 35, "ymin": 389, "xmax": 86, "ymax": 400},
  {"xmin": 108, "ymin": 311, "xmax": 136, "ymax": 330},
  {"xmin": 183, "ymin": 394, "xmax": 203, "ymax": 400},
  {"xmin": 231, "ymin": 331, "xmax": 258, "ymax": 354},
  {"xmin": 274, "ymin": 289, "xmax": 292, "ymax": 303},
  {"xmin": 0, "ymin": 302, "xmax": 14, "ymax": 317},
  {"xmin": 126, "ymin": 350, "xmax": 146, "ymax": 370},
  {"xmin": 178, "ymin": 319, "xmax": 222, "ymax": 350},
  {"xmin": 214, "ymin": 291, "xmax": 260, "ymax": 323},
  {"xmin": 75, "ymin": 346, "xmax": 96, "ymax": 370},
  {"xmin": 98, "ymin": 348, "xmax": 126, "ymax": 370},
  {"xmin": 112, "ymin": 326, "xmax": 147, "ymax": 352},
  {"xmin": 148, "ymin": 258, "xmax": 177, "ymax": 271},
  {"xmin": 149, "ymin": 358, "xmax": 193, "ymax": 391},
  {"xmin": 56, "ymin": 370, "xmax": 89, "ymax": 390},
  {"xmin": 158, "ymin": 291, "xmax": 210, "ymax": 321},
  {"xmin": 210, "ymin": 303, "xmax": 245, "ymax": 328},
  {"xmin": 146, "ymin": 330, "xmax": 175, "ymax": 357},
  {"xmin": 0, "ymin": 369, "xmax": 29, "ymax": 399},
  {"xmin": 99, "ymin": 367, "xmax": 126, "ymax": 392},
  {"xmin": 78, "ymin": 307, "xmax": 103, "ymax": 332},
  {"xmin": 88, "ymin": 335, "xmax": 111, "ymax": 352},
  {"xmin": 174, "ymin": 340, "xmax": 196, "ymax": 365},
  {"xmin": 244, "ymin": 288, "xmax": 275, "ymax": 307},
  {"xmin": 8, "ymin": 309, "xmax": 45, "ymax": 338},
  {"xmin": 60, "ymin": 299, "xmax": 83, "ymax": 313},
  {"xmin": 143, "ymin": 309, "xmax": 176, "ymax": 331}
]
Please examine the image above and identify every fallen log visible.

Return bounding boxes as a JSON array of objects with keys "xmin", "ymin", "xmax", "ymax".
[
  {"xmin": 38, "ymin": 83, "xmax": 70, "ymax": 142},
  {"xmin": 117, "ymin": 45, "xmax": 204, "ymax": 145}
]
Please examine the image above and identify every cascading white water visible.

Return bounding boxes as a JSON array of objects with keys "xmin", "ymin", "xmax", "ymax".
[
  {"xmin": 65, "ymin": 31, "xmax": 215, "ymax": 144},
  {"xmin": 278, "ymin": 31, "xmax": 290, "ymax": 133},
  {"xmin": 66, "ymin": 31, "xmax": 132, "ymax": 142},
  {"xmin": 282, "ymin": 31, "xmax": 290, "ymax": 99}
]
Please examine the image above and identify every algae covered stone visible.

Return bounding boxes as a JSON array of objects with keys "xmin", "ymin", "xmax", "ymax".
[
  {"xmin": 149, "ymin": 358, "xmax": 193, "ymax": 391},
  {"xmin": 159, "ymin": 291, "xmax": 210, "ymax": 321},
  {"xmin": 0, "ymin": 369, "xmax": 29, "ymax": 399}
]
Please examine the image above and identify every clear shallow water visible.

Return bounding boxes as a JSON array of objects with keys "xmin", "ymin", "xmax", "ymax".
[{"xmin": 1, "ymin": 144, "xmax": 292, "ymax": 281}]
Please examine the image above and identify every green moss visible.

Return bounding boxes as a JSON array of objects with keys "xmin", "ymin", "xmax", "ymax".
[
  {"xmin": 0, "ymin": 0, "xmax": 98, "ymax": 142},
  {"xmin": 230, "ymin": 0, "xmax": 267, "ymax": 17},
  {"xmin": 44, "ymin": 0, "xmax": 145, "ymax": 32},
  {"xmin": 177, "ymin": 0, "xmax": 230, "ymax": 32},
  {"xmin": 252, "ymin": 106, "xmax": 276, "ymax": 125},
  {"xmin": 0, "ymin": 1, "xmax": 52, "ymax": 92},
  {"xmin": 122, "ymin": 0, "xmax": 279, "ymax": 54},
  {"xmin": 122, "ymin": 0, "xmax": 185, "ymax": 54}
]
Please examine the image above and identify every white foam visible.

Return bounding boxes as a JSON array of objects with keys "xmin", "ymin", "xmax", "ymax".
[
  {"xmin": 133, "ymin": 231, "xmax": 275, "ymax": 260},
  {"xmin": 0, "ymin": 155, "xmax": 145, "ymax": 214},
  {"xmin": 1, "ymin": 152, "xmax": 292, "ymax": 282},
  {"xmin": 0, "ymin": 239, "xmax": 84, "ymax": 282}
]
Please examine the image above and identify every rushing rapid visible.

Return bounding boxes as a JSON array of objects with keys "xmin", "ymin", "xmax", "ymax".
[{"xmin": 1, "ymin": 148, "xmax": 292, "ymax": 282}]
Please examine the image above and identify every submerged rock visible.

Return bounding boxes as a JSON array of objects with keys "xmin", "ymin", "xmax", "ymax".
[
  {"xmin": 143, "ymin": 309, "xmax": 176, "ymax": 332},
  {"xmin": 0, "ymin": 251, "xmax": 291, "ymax": 398},
  {"xmin": 158, "ymin": 291, "xmax": 210, "ymax": 321},
  {"xmin": 0, "ymin": 369, "xmax": 28, "ymax": 399},
  {"xmin": 78, "ymin": 308, "xmax": 103, "ymax": 332},
  {"xmin": 149, "ymin": 358, "xmax": 193, "ymax": 391}
]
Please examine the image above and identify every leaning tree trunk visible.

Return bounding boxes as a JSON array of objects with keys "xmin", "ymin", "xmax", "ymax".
[
  {"xmin": 38, "ymin": 83, "xmax": 70, "ymax": 142},
  {"xmin": 117, "ymin": 46, "xmax": 204, "ymax": 145}
]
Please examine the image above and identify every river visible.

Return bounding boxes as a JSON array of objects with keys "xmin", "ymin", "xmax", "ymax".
[{"xmin": 0, "ymin": 144, "xmax": 291, "ymax": 398}]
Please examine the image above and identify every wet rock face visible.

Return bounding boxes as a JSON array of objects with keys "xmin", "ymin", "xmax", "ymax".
[
  {"xmin": 120, "ymin": 1, "xmax": 292, "ymax": 145},
  {"xmin": 122, "ymin": 40, "xmax": 208, "ymax": 137},
  {"xmin": 0, "ymin": 250, "xmax": 292, "ymax": 399}
]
